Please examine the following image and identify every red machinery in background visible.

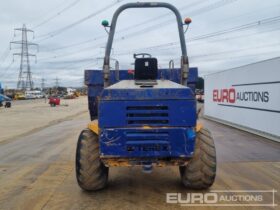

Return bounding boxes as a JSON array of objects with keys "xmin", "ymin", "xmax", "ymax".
[{"xmin": 49, "ymin": 97, "xmax": 60, "ymax": 107}]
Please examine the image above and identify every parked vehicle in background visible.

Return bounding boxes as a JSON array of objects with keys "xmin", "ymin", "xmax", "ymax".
[
  {"xmin": 195, "ymin": 89, "xmax": 204, "ymax": 103},
  {"xmin": 25, "ymin": 90, "xmax": 44, "ymax": 99},
  {"xmin": 65, "ymin": 87, "xmax": 80, "ymax": 99},
  {"xmin": 49, "ymin": 96, "xmax": 60, "ymax": 107},
  {"xmin": 67, "ymin": 88, "xmax": 76, "ymax": 96},
  {"xmin": 14, "ymin": 93, "xmax": 26, "ymax": 100},
  {"xmin": 25, "ymin": 93, "xmax": 36, "ymax": 100},
  {"xmin": 0, "ymin": 94, "xmax": 12, "ymax": 108}
]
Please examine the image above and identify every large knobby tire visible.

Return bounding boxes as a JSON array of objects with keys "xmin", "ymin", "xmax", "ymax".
[
  {"xmin": 180, "ymin": 128, "xmax": 216, "ymax": 189},
  {"xmin": 76, "ymin": 129, "xmax": 108, "ymax": 191}
]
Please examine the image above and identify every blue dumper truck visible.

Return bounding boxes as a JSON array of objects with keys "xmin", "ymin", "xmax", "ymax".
[{"xmin": 76, "ymin": 2, "xmax": 216, "ymax": 191}]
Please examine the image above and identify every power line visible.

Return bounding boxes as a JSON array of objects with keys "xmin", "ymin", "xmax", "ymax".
[
  {"xmin": 192, "ymin": 51, "xmax": 280, "ymax": 63},
  {"xmin": 191, "ymin": 42, "xmax": 280, "ymax": 59},
  {"xmin": 111, "ymin": 0, "xmax": 240, "ymax": 43},
  {"xmin": 37, "ymin": 15, "xmax": 280, "ymax": 65},
  {"xmin": 30, "ymin": 0, "xmax": 70, "ymax": 25},
  {"xmin": 38, "ymin": 46, "xmax": 100, "ymax": 61},
  {"xmin": 115, "ymin": 42, "xmax": 280, "ymax": 64},
  {"xmin": 136, "ymin": 41, "xmax": 280, "ymax": 58},
  {"xmin": 32, "ymin": 0, "xmax": 278, "ymax": 62},
  {"xmin": 38, "ymin": 17, "xmax": 280, "ymax": 63},
  {"xmin": 41, "ymin": 42, "xmax": 280, "ymax": 69},
  {"xmin": 36, "ymin": 0, "xmax": 125, "ymax": 42},
  {"xmin": 28, "ymin": 1, "xmax": 280, "ymax": 78},
  {"xmin": 33, "ymin": 0, "xmax": 83, "ymax": 29},
  {"xmin": 38, "ymin": 0, "xmax": 206, "ymax": 53},
  {"xmin": 112, "ymin": 18, "xmax": 280, "ymax": 56},
  {"xmin": 40, "ymin": 0, "xmax": 243, "ymax": 59},
  {"xmin": 42, "ymin": 37, "xmax": 101, "ymax": 52},
  {"xmin": 115, "ymin": 0, "xmax": 207, "ymax": 34},
  {"xmin": 36, "ymin": 56, "xmax": 102, "ymax": 72},
  {"xmin": 112, "ymin": 15, "xmax": 280, "ymax": 47},
  {"xmin": 207, "ymin": 3, "xmax": 280, "ymax": 27},
  {"xmin": 37, "ymin": 0, "xmax": 236, "ymax": 52},
  {"xmin": 35, "ymin": 0, "xmax": 241, "ymax": 65},
  {"xmin": 188, "ymin": 25, "xmax": 280, "ymax": 47},
  {"xmin": 188, "ymin": 16, "xmax": 280, "ymax": 41}
]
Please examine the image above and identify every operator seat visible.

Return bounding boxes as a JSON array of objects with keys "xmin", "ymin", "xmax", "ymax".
[{"xmin": 134, "ymin": 54, "xmax": 158, "ymax": 86}]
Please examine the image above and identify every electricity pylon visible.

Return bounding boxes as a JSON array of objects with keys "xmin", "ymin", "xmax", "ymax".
[{"xmin": 10, "ymin": 24, "xmax": 38, "ymax": 90}]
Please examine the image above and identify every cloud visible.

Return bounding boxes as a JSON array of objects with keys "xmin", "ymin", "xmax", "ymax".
[{"xmin": 0, "ymin": 0, "xmax": 280, "ymax": 88}]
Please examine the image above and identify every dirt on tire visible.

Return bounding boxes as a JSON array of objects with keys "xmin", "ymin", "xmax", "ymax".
[
  {"xmin": 76, "ymin": 129, "xmax": 108, "ymax": 191},
  {"xmin": 180, "ymin": 128, "xmax": 216, "ymax": 189}
]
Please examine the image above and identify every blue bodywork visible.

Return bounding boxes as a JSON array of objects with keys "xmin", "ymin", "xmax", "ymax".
[
  {"xmin": 0, "ymin": 94, "xmax": 11, "ymax": 106},
  {"xmin": 0, "ymin": 82, "xmax": 3, "ymax": 94},
  {"xmin": 0, "ymin": 82, "xmax": 11, "ymax": 105},
  {"xmin": 85, "ymin": 68, "xmax": 198, "ymax": 120},
  {"xmin": 99, "ymin": 86, "xmax": 196, "ymax": 159},
  {"xmin": 85, "ymin": 68, "xmax": 198, "ymax": 165}
]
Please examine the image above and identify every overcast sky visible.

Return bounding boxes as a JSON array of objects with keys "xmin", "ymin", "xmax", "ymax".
[{"xmin": 0, "ymin": 0, "xmax": 279, "ymax": 88}]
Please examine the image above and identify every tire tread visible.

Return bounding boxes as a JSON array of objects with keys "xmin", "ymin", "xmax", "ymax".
[
  {"xmin": 180, "ymin": 128, "xmax": 216, "ymax": 189},
  {"xmin": 76, "ymin": 129, "xmax": 108, "ymax": 191}
]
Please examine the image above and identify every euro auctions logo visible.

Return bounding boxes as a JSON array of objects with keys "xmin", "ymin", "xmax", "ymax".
[
  {"xmin": 210, "ymin": 81, "xmax": 279, "ymax": 113},
  {"xmin": 213, "ymin": 88, "xmax": 236, "ymax": 103},
  {"xmin": 166, "ymin": 190, "xmax": 277, "ymax": 207},
  {"xmin": 213, "ymin": 87, "xmax": 269, "ymax": 104}
]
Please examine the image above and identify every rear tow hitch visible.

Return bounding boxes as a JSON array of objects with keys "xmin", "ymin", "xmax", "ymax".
[{"xmin": 142, "ymin": 164, "xmax": 153, "ymax": 173}]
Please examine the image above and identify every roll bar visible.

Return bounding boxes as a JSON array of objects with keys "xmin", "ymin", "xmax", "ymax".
[{"xmin": 103, "ymin": 2, "xmax": 189, "ymax": 87}]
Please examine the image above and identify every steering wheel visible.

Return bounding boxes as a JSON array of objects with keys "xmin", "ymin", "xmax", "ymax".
[{"xmin": 133, "ymin": 53, "xmax": 152, "ymax": 59}]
